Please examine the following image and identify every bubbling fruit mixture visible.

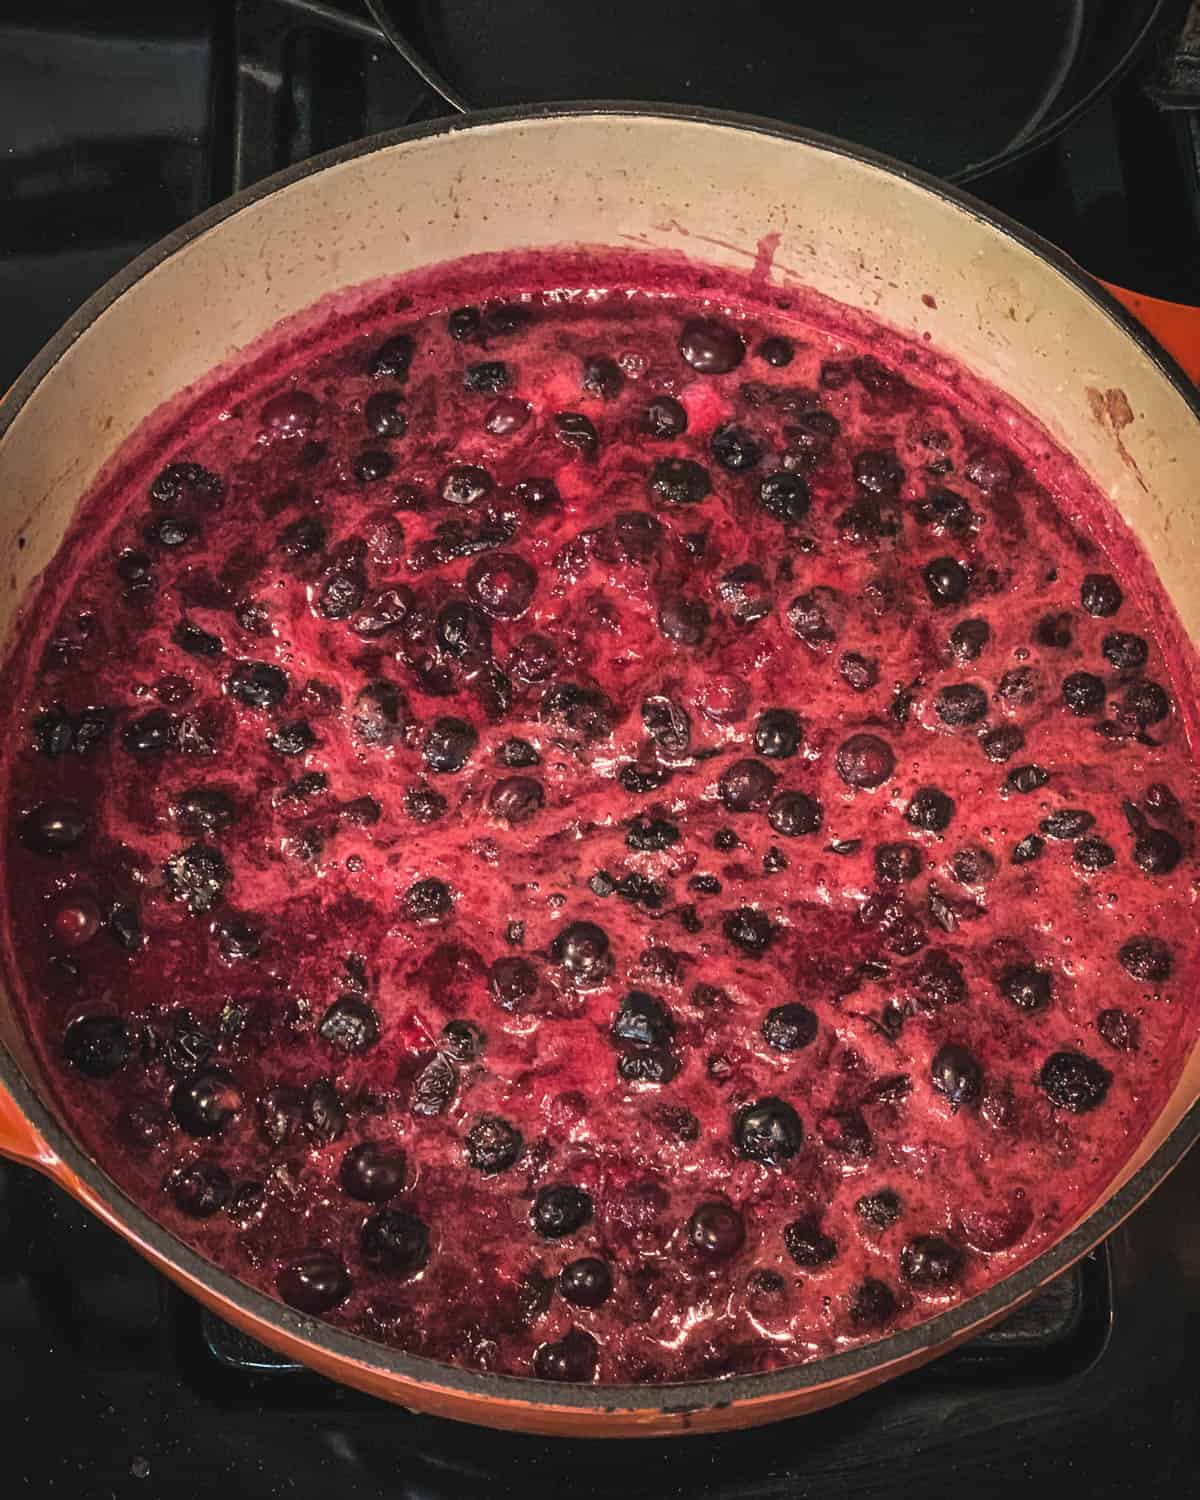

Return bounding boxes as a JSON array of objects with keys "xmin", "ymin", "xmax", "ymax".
[{"xmin": 2, "ymin": 251, "xmax": 1196, "ymax": 1386}]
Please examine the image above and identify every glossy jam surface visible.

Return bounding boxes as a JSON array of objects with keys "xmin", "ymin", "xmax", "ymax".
[{"xmin": 2, "ymin": 255, "xmax": 1196, "ymax": 1385}]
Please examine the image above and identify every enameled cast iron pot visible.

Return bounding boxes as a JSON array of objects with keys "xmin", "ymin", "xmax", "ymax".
[{"xmin": 1, "ymin": 107, "xmax": 1199, "ymax": 1437}]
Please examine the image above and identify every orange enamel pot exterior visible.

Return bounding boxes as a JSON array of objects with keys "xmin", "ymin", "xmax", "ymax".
[{"xmin": 0, "ymin": 106, "xmax": 1198, "ymax": 1437}]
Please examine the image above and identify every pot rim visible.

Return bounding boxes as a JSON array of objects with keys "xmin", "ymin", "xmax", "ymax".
[{"xmin": 2, "ymin": 100, "xmax": 1199, "ymax": 1415}]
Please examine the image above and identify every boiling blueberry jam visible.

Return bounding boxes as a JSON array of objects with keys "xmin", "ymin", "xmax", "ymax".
[{"xmin": 2, "ymin": 251, "xmax": 1196, "ymax": 1385}]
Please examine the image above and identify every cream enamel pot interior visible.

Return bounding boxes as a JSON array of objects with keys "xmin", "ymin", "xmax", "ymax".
[{"xmin": 0, "ymin": 106, "xmax": 1198, "ymax": 1437}]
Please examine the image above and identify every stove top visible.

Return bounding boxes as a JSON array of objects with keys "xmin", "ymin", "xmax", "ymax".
[{"xmin": 1, "ymin": 4, "xmax": 1199, "ymax": 1494}]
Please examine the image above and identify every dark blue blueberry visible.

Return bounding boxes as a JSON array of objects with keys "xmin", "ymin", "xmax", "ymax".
[
  {"xmin": 318, "ymin": 996, "xmax": 380, "ymax": 1053},
  {"xmin": 122, "ymin": 708, "xmax": 176, "ymax": 753},
  {"xmin": 784, "ymin": 1213, "xmax": 837, "ymax": 1267},
  {"xmin": 724, "ymin": 906, "xmax": 774, "ymax": 956},
  {"xmin": 559, "ymin": 1257, "xmax": 613, "ymax": 1306},
  {"xmin": 641, "ymin": 396, "xmax": 688, "ymax": 438},
  {"xmin": 169, "ymin": 1162, "xmax": 231, "ymax": 1218},
  {"xmin": 62, "ymin": 1016, "xmax": 129, "ymax": 1077},
  {"xmin": 761, "ymin": 1003, "xmax": 817, "ymax": 1052},
  {"xmin": 930, "ymin": 1042, "xmax": 982, "ymax": 1109},
  {"xmin": 649, "ymin": 457, "xmax": 711, "ymax": 506},
  {"xmin": 340, "ymin": 1141, "xmax": 405, "ymax": 1202},
  {"xmin": 855, "ymin": 1189, "xmax": 902, "ymax": 1229},
  {"xmin": 767, "ymin": 791, "xmax": 823, "ymax": 838},
  {"xmin": 679, "ymin": 318, "xmax": 745, "ymax": 374},
  {"xmin": 758, "ymin": 471, "xmax": 810, "ymax": 525},
  {"xmin": 277, "ymin": 1252, "xmax": 352, "ymax": 1313},
  {"xmin": 464, "ymin": 361, "xmax": 509, "ymax": 393},
  {"xmin": 532, "ymin": 1328, "xmax": 598, "ymax": 1381},
  {"xmin": 367, "ymin": 333, "xmax": 414, "ymax": 380},
  {"xmin": 170, "ymin": 1067, "xmax": 242, "ymax": 1137},
  {"xmin": 1080, "ymin": 573, "xmax": 1122, "ymax": 617},
  {"xmin": 734, "ymin": 1097, "xmax": 803, "ymax": 1163},
  {"xmin": 753, "ymin": 708, "xmax": 801, "ymax": 759},
  {"xmin": 163, "ymin": 843, "xmax": 228, "ymax": 914},
  {"xmin": 227, "ymin": 660, "xmax": 288, "ymax": 710},
  {"xmin": 687, "ymin": 1201, "xmax": 745, "ymax": 1259},
  {"xmin": 464, "ymin": 1114, "xmax": 524, "ymax": 1175},
  {"xmin": 19, "ymin": 801, "xmax": 87, "ymax": 857},
  {"xmin": 1040, "ymin": 1050, "xmax": 1111, "ymax": 1111},
  {"xmin": 550, "ymin": 922, "xmax": 611, "ymax": 989},
  {"xmin": 922, "ymin": 557, "xmax": 969, "ymax": 606},
  {"xmin": 531, "ymin": 1184, "xmax": 593, "ymax": 1239}
]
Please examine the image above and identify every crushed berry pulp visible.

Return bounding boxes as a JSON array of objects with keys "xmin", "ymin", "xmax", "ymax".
[{"xmin": 1, "ymin": 250, "xmax": 1196, "ymax": 1386}]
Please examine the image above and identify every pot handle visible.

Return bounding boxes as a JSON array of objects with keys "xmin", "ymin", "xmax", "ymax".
[
  {"xmin": 0, "ymin": 1074, "xmax": 58, "ymax": 1172},
  {"xmin": 1100, "ymin": 280, "xmax": 1200, "ymax": 386}
]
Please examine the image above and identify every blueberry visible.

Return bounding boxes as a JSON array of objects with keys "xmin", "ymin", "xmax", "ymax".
[
  {"xmin": 464, "ymin": 361, "xmax": 509, "ymax": 394},
  {"xmin": 107, "ymin": 903, "xmax": 144, "ymax": 952},
  {"xmin": 949, "ymin": 618, "xmax": 990, "ymax": 662},
  {"xmin": 170, "ymin": 1067, "xmax": 241, "ymax": 1137},
  {"xmin": 620, "ymin": 1045, "xmax": 682, "ymax": 1084},
  {"xmin": 303, "ymin": 1079, "xmax": 346, "ymax": 1144},
  {"xmin": 276, "ymin": 1252, "xmax": 352, "ymax": 1316},
  {"xmin": 855, "ymin": 1189, "xmax": 902, "ymax": 1229},
  {"xmin": 1081, "ymin": 573, "xmax": 1122, "ymax": 617},
  {"xmin": 559, "ymin": 1257, "xmax": 613, "ymax": 1307},
  {"xmin": 935, "ymin": 684, "xmax": 988, "ymax": 726},
  {"xmin": 540, "ymin": 682, "xmax": 616, "ymax": 744},
  {"xmin": 441, "ymin": 464, "xmax": 494, "ymax": 507},
  {"xmin": 266, "ymin": 719, "xmax": 315, "ymax": 758},
  {"xmin": 31, "ymin": 704, "xmax": 75, "ymax": 758},
  {"xmin": 172, "ymin": 786, "xmax": 236, "ymax": 834},
  {"xmin": 360, "ymin": 1210, "xmax": 430, "ymax": 1277},
  {"xmin": 761, "ymin": 1003, "xmax": 817, "ymax": 1052},
  {"xmin": 1035, "ymin": 612, "xmax": 1074, "ymax": 649},
  {"xmin": 619, "ymin": 763, "xmax": 671, "ymax": 794},
  {"xmin": 483, "ymin": 775, "xmax": 544, "ymax": 826},
  {"xmin": 122, "ymin": 708, "xmax": 176, "ymax": 753},
  {"xmin": 403, "ymin": 878, "xmax": 453, "ymax": 924},
  {"xmin": 1040, "ymin": 1050, "xmax": 1111, "ymax": 1111},
  {"xmin": 1074, "ymin": 836, "xmax": 1116, "ymax": 872},
  {"xmin": 19, "ymin": 801, "xmax": 88, "ymax": 857},
  {"xmin": 835, "ymin": 733, "xmax": 896, "ymax": 789},
  {"xmin": 757, "ymin": 335, "xmax": 794, "ymax": 366},
  {"xmin": 1098, "ymin": 1008, "xmax": 1140, "ymax": 1052},
  {"xmin": 435, "ymin": 600, "xmax": 492, "ymax": 661},
  {"xmin": 595, "ymin": 510, "xmax": 665, "ymax": 565},
  {"xmin": 679, "ymin": 318, "xmax": 745, "ymax": 374},
  {"xmin": 318, "ymin": 996, "xmax": 380, "ymax": 1053},
  {"xmin": 753, "ymin": 708, "xmax": 801, "ymax": 759},
  {"xmin": 62, "ymin": 1016, "xmax": 129, "ymax": 1077},
  {"xmin": 787, "ymin": 590, "xmax": 838, "ymax": 650},
  {"xmin": 364, "ymin": 391, "xmax": 408, "ymax": 439},
  {"xmin": 234, "ymin": 598, "xmax": 272, "ymax": 635},
  {"xmin": 1121, "ymin": 680, "xmax": 1170, "ymax": 727},
  {"xmin": 1039, "ymin": 808, "xmax": 1094, "ymax": 840},
  {"xmin": 1000, "ymin": 964, "xmax": 1052, "ymax": 1012},
  {"xmin": 532, "ymin": 1184, "xmax": 593, "ymax": 1239},
  {"xmin": 1062, "ymin": 672, "xmax": 1106, "ymax": 716},
  {"xmin": 340, "ymin": 1142, "xmax": 405, "ymax": 1202},
  {"xmin": 982, "ymin": 725, "xmax": 1026, "ymax": 763},
  {"xmin": 854, "ymin": 449, "xmax": 904, "ymax": 497},
  {"xmin": 448, "ymin": 306, "xmax": 480, "ymax": 340},
  {"xmin": 641, "ymin": 395, "xmax": 688, "ymax": 438},
  {"xmin": 723, "ymin": 906, "xmax": 774, "ymax": 957},
  {"xmin": 768, "ymin": 791, "xmax": 823, "ymax": 837},
  {"xmin": 318, "ymin": 563, "xmax": 368, "ymax": 621},
  {"xmin": 714, "ymin": 828, "xmax": 739, "ymax": 851},
  {"xmin": 277, "ymin": 515, "xmax": 326, "ymax": 560},
  {"xmin": 922, "ymin": 557, "xmax": 969, "ymax": 606},
  {"xmin": 1134, "ymin": 827, "xmax": 1182, "ymax": 875},
  {"xmin": 930, "ymin": 1042, "xmax": 982, "ymax": 1109},
  {"xmin": 1012, "ymin": 833, "xmax": 1045, "ymax": 864},
  {"xmin": 874, "ymin": 843, "xmax": 923, "ymax": 883},
  {"xmin": 116, "ymin": 552, "xmax": 154, "ymax": 591},
  {"xmin": 489, "ymin": 955, "xmax": 539, "ymax": 1011},
  {"xmin": 998, "ymin": 667, "xmax": 1040, "ymax": 707},
  {"xmin": 423, "ymin": 717, "xmax": 478, "ymax": 774},
  {"xmin": 256, "ymin": 1092, "xmax": 303, "ymax": 1146},
  {"xmin": 915, "ymin": 487, "xmax": 974, "ymax": 533},
  {"xmin": 850, "ymin": 1278, "xmax": 898, "ymax": 1328},
  {"xmin": 553, "ymin": 411, "xmax": 598, "ymax": 457},
  {"xmin": 758, "ymin": 471, "xmax": 810, "ymax": 525},
  {"xmin": 717, "ymin": 563, "xmax": 773, "ymax": 626},
  {"xmin": 170, "ymin": 1162, "xmax": 231, "ymax": 1219},
  {"xmin": 440, "ymin": 1019, "xmax": 484, "ymax": 1063},
  {"xmin": 784, "ymin": 1213, "xmax": 837, "ymax": 1267},
  {"xmin": 163, "ymin": 843, "xmax": 228, "ymax": 914},
  {"xmin": 550, "ymin": 922, "xmax": 611, "ymax": 989},
  {"xmin": 464, "ymin": 1114, "xmax": 524, "ymax": 1175},
  {"xmin": 718, "ymin": 758, "xmax": 777, "ymax": 813},
  {"xmin": 1006, "ymin": 763, "xmax": 1050, "ymax": 794},
  {"xmin": 466, "ymin": 552, "xmax": 537, "ymax": 619},
  {"xmin": 641, "ymin": 697, "xmax": 692, "ymax": 761},
  {"xmin": 483, "ymin": 303, "xmax": 531, "ymax": 336},
  {"xmin": 905, "ymin": 787, "xmax": 955, "ymax": 832},
  {"xmin": 354, "ymin": 448, "xmax": 395, "ymax": 485},
  {"xmin": 581, "ymin": 354, "xmax": 623, "ymax": 401},
  {"xmin": 820, "ymin": 1108, "xmax": 876, "ymax": 1158},
  {"xmin": 215, "ymin": 912, "xmax": 263, "ymax": 961},
  {"xmin": 838, "ymin": 652, "xmax": 879, "ymax": 693},
  {"xmin": 649, "ymin": 456, "xmax": 711, "ymax": 507},
  {"xmin": 612, "ymin": 991, "xmax": 674, "ymax": 1048},
  {"xmin": 734, "ymin": 1097, "xmax": 803, "ymax": 1163},
  {"xmin": 711, "ymin": 424, "xmax": 762, "ymax": 471},
  {"xmin": 656, "ymin": 594, "xmax": 710, "ymax": 646},
  {"xmin": 784, "ymin": 407, "xmax": 841, "ymax": 462},
  {"xmin": 227, "ymin": 660, "xmax": 288, "ymax": 710},
  {"xmin": 1118, "ymin": 935, "xmax": 1172, "ymax": 983},
  {"xmin": 368, "ymin": 331, "xmax": 414, "ymax": 380},
  {"xmin": 1102, "ymin": 632, "xmax": 1149, "ymax": 674},
  {"xmin": 687, "ymin": 1201, "xmax": 745, "ymax": 1259},
  {"xmin": 150, "ymin": 461, "xmax": 223, "ymax": 508},
  {"xmin": 532, "ymin": 1328, "xmax": 598, "ymax": 1382},
  {"xmin": 900, "ymin": 1235, "xmax": 963, "ymax": 1288},
  {"xmin": 914, "ymin": 949, "xmax": 967, "ymax": 1010}
]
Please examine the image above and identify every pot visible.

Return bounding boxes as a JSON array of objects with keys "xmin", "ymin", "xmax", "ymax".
[{"xmin": 0, "ymin": 106, "xmax": 1198, "ymax": 1438}]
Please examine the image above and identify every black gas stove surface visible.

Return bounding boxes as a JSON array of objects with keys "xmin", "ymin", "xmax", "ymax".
[{"xmin": 1, "ymin": 4, "xmax": 1199, "ymax": 1496}]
